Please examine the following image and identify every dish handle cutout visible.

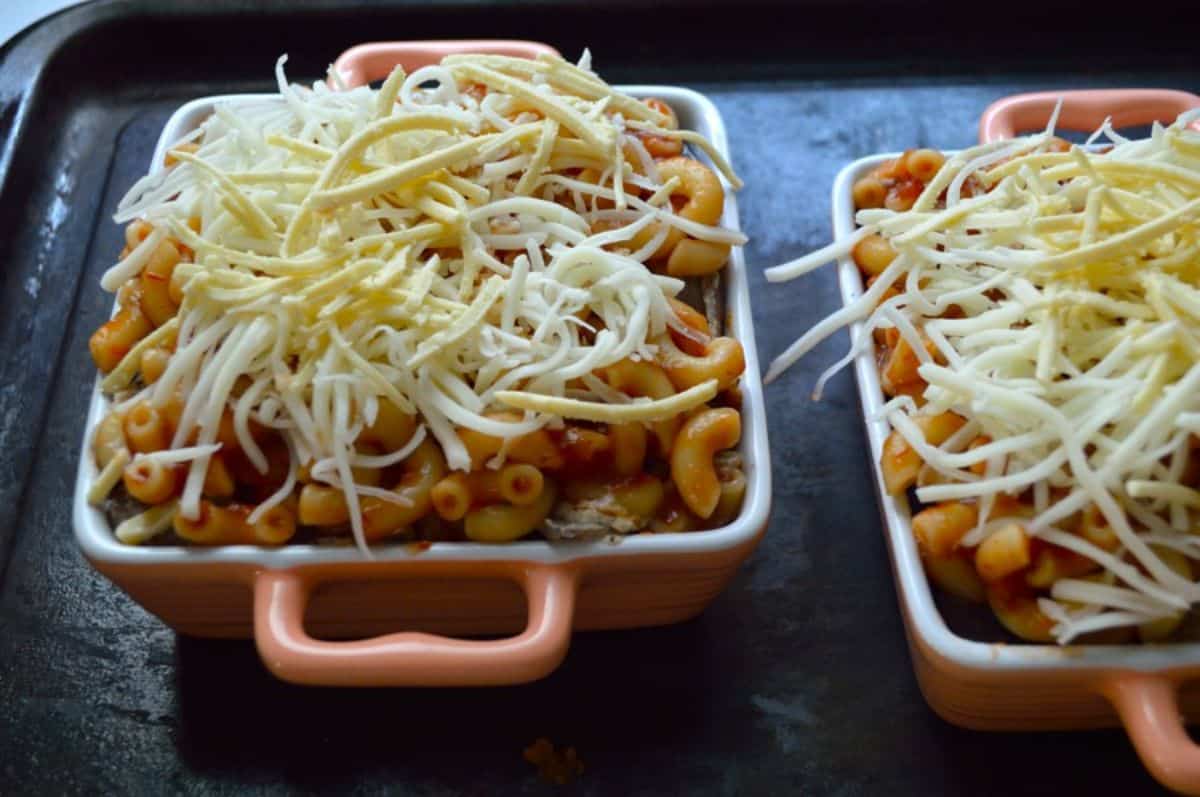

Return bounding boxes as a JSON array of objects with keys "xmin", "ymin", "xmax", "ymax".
[
  {"xmin": 331, "ymin": 39, "xmax": 561, "ymax": 88},
  {"xmin": 979, "ymin": 89, "xmax": 1200, "ymax": 143},
  {"xmin": 253, "ymin": 563, "xmax": 578, "ymax": 686},
  {"xmin": 1099, "ymin": 672, "xmax": 1200, "ymax": 795}
]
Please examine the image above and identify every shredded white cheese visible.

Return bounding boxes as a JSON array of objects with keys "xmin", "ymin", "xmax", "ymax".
[
  {"xmin": 114, "ymin": 501, "xmax": 179, "ymax": 546},
  {"xmin": 768, "ymin": 108, "xmax": 1200, "ymax": 643},
  {"xmin": 87, "ymin": 449, "xmax": 131, "ymax": 506},
  {"xmin": 103, "ymin": 52, "xmax": 742, "ymax": 555}
]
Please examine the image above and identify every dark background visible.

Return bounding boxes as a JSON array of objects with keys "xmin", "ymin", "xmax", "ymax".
[{"xmin": 3, "ymin": 1, "xmax": 1200, "ymax": 794}]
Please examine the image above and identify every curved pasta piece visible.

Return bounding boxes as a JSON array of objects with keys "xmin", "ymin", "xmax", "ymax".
[
  {"xmin": 608, "ymin": 423, "xmax": 647, "ymax": 477},
  {"xmin": 879, "ymin": 412, "xmax": 966, "ymax": 496},
  {"xmin": 632, "ymin": 157, "xmax": 725, "ymax": 260},
  {"xmin": 139, "ymin": 238, "xmax": 182, "ymax": 327},
  {"xmin": 665, "ymin": 238, "xmax": 730, "ymax": 278},
  {"xmin": 123, "ymin": 402, "xmax": 170, "ymax": 454},
  {"xmin": 923, "ymin": 551, "xmax": 986, "ymax": 603},
  {"xmin": 464, "ymin": 479, "xmax": 557, "ymax": 543},
  {"xmin": 603, "ymin": 358, "xmax": 681, "ymax": 455},
  {"xmin": 431, "ymin": 464, "xmax": 545, "ymax": 521},
  {"xmin": 174, "ymin": 500, "xmax": 297, "ymax": 545},
  {"xmin": 706, "ymin": 467, "xmax": 747, "ymax": 529},
  {"xmin": 123, "ymin": 457, "xmax": 178, "ymax": 504},
  {"xmin": 93, "ymin": 411, "xmax": 128, "ymax": 469},
  {"xmin": 298, "ymin": 437, "xmax": 446, "ymax": 540},
  {"xmin": 359, "ymin": 400, "xmax": 418, "ymax": 451},
  {"xmin": 912, "ymin": 501, "xmax": 977, "ymax": 559},
  {"xmin": 456, "ymin": 411, "xmax": 564, "ymax": 470},
  {"xmin": 90, "ymin": 301, "xmax": 153, "ymax": 373},
  {"xmin": 633, "ymin": 98, "xmax": 682, "ymax": 158},
  {"xmin": 658, "ymin": 336, "xmax": 745, "ymax": 393},
  {"xmin": 987, "ymin": 577, "xmax": 1055, "ymax": 643},
  {"xmin": 670, "ymin": 408, "xmax": 741, "ymax": 519},
  {"xmin": 975, "ymin": 522, "xmax": 1031, "ymax": 583}
]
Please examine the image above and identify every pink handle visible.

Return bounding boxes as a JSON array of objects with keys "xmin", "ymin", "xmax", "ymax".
[
  {"xmin": 332, "ymin": 40, "xmax": 561, "ymax": 89},
  {"xmin": 979, "ymin": 89, "xmax": 1200, "ymax": 144},
  {"xmin": 1099, "ymin": 673, "xmax": 1200, "ymax": 795},
  {"xmin": 253, "ymin": 564, "xmax": 578, "ymax": 686}
]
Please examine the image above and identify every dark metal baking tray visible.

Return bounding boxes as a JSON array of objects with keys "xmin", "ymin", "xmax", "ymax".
[{"xmin": 3, "ymin": 0, "xmax": 1200, "ymax": 793}]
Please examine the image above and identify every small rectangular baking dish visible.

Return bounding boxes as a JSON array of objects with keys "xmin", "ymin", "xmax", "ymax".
[
  {"xmin": 836, "ymin": 89, "xmax": 1200, "ymax": 794},
  {"xmin": 71, "ymin": 40, "xmax": 771, "ymax": 688}
]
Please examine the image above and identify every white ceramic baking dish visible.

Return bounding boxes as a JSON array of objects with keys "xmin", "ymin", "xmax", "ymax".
[
  {"xmin": 72, "ymin": 48, "xmax": 771, "ymax": 689},
  {"xmin": 833, "ymin": 92, "xmax": 1200, "ymax": 792}
]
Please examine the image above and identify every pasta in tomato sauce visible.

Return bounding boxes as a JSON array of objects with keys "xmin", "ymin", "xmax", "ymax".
[
  {"xmin": 86, "ymin": 51, "xmax": 750, "ymax": 552},
  {"xmin": 768, "ymin": 110, "xmax": 1200, "ymax": 645}
]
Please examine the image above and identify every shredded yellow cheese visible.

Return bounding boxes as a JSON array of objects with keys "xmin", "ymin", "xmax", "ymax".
[
  {"xmin": 496, "ymin": 379, "xmax": 718, "ymax": 422},
  {"xmin": 767, "ymin": 109, "xmax": 1200, "ymax": 643},
  {"xmin": 87, "ymin": 449, "xmax": 131, "ymax": 506},
  {"xmin": 105, "ymin": 52, "xmax": 744, "ymax": 555}
]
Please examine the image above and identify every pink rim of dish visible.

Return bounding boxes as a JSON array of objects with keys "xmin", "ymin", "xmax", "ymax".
[{"xmin": 979, "ymin": 88, "xmax": 1200, "ymax": 143}]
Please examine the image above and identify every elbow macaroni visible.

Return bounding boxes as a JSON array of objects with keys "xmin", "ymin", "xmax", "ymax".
[
  {"xmin": 464, "ymin": 480, "xmax": 558, "ymax": 543},
  {"xmin": 138, "ymin": 239, "xmax": 182, "ymax": 327},
  {"xmin": 659, "ymin": 336, "xmax": 746, "ymax": 393},
  {"xmin": 603, "ymin": 358, "xmax": 683, "ymax": 455},
  {"xmin": 670, "ymin": 408, "xmax": 741, "ymax": 519},
  {"xmin": 175, "ymin": 500, "xmax": 297, "ymax": 545},
  {"xmin": 457, "ymin": 412, "xmax": 565, "ymax": 470},
  {"xmin": 844, "ymin": 147, "xmax": 1198, "ymax": 644},
  {"xmin": 123, "ymin": 401, "xmax": 170, "ymax": 454},
  {"xmin": 123, "ymin": 456, "xmax": 177, "ymax": 504},
  {"xmin": 86, "ymin": 70, "xmax": 750, "ymax": 549},
  {"xmin": 430, "ymin": 463, "xmax": 545, "ymax": 521},
  {"xmin": 92, "ymin": 411, "xmax": 128, "ymax": 469}
]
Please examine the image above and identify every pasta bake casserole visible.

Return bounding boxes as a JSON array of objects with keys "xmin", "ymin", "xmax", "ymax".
[
  {"xmin": 768, "ymin": 108, "xmax": 1200, "ymax": 645},
  {"xmin": 85, "ymin": 51, "xmax": 749, "ymax": 554}
]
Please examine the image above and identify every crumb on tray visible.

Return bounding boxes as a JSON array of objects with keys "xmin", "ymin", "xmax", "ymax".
[{"xmin": 523, "ymin": 737, "xmax": 584, "ymax": 785}]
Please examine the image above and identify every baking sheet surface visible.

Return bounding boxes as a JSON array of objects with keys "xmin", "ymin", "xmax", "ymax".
[{"xmin": 3, "ymin": 1, "xmax": 1200, "ymax": 793}]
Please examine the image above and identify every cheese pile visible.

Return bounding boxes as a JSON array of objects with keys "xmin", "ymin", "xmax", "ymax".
[
  {"xmin": 101, "ymin": 52, "xmax": 744, "ymax": 553},
  {"xmin": 767, "ymin": 109, "xmax": 1200, "ymax": 642}
]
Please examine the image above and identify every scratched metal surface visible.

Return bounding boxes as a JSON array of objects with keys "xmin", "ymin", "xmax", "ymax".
[{"xmin": 2, "ymin": 1, "xmax": 1200, "ymax": 794}]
